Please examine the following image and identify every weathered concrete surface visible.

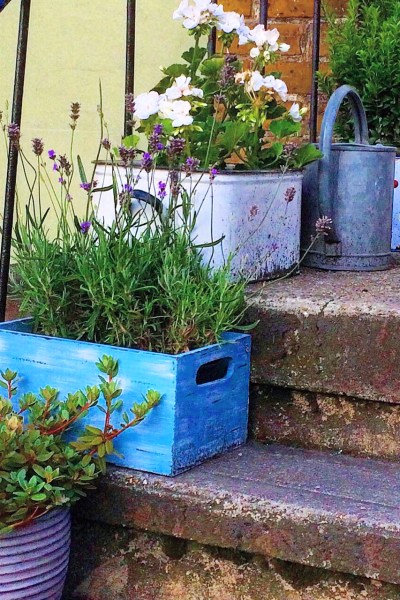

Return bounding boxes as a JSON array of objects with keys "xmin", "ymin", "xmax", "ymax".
[
  {"xmin": 64, "ymin": 523, "xmax": 400, "ymax": 600},
  {"xmin": 247, "ymin": 261, "xmax": 400, "ymax": 403},
  {"xmin": 74, "ymin": 443, "xmax": 400, "ymax": 585},
  {"xmin": 250, "ymin": 385, "xmax": 400, "ymax": 460}
]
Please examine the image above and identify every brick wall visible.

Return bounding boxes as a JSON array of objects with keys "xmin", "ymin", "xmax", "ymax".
[{"xmin": 223, "ymin": 0, "xmax": 347, "ymax": 136}]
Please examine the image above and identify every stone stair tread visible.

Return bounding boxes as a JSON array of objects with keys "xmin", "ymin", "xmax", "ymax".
[
  {"xmin": 248, "ymin": 261, "xmax": 400, "ymax": 402},
  {"xmin": 80, "ymin": 442, "xmax": 400, "ymax": 585}
]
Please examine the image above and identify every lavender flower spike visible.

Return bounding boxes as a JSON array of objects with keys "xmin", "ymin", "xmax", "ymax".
[
  {"xmin": 32, "ymin": 138, "xmax": 44, "ymax": 156},
  {"xmin": 80, "ymin": 221, "xmax": 91, "ymax": 234}
]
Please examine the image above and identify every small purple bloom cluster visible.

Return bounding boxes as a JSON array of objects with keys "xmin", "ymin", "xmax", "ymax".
[
  {"xmin": 125, "ymin": 93, "xmax": 135, "ymax": 114},
  {"xmin": 218, "ymin": 55, "xmax": 237, "ymax": 88},
  {"xmin": 148, "ymin": 124, "xmax": 165, "ymax": 154},
  {"xmin": 80, "ymin": 181, "xmax": 98, "ymax": 193},
  {"xmin": 141, "ymin": 152, "xmax": 154, "ymax": 173},
  {"xmin": 158, "ymin": 181, "xmax": 167, "ymax": 200},
  {"xmin": 167, "ymin": 137, "xmax": 185, "ymax": 159},
  {"xmin": 31, "ymin": 138, "xmax": 44, "ymax": 157},
  {"xmin": 101, "ymin": 138, "xmax": 111, "ymax": 151},
  {"xmin": 184, "ymin": 157, "xmax": 200, "ymax": 176},
  {"xmin": 7, "ymin": 123, "xmax": 20, "ymax": 149},
  {"xmin": 209, "ymin": 167, "xmax": 218, "ymax": 182},
  {"xmin": 118, "ymin": 145, "xmax": 136, "ymax": 166},
  {"xmin": 80, "ymin": 221, "xmax": 91, "ymax": 234}
]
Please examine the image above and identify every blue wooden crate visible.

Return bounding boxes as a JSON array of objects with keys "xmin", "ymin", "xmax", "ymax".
[{"xmin": 0, "ymin": 319, "xmax": 251, "ymax": 476}]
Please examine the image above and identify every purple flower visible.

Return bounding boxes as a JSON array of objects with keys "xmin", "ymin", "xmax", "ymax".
[
  {"xmin": 125, "ymin": 93, "xmax": 136, "ymax": 114},
  {"xmin": 123, "ymin": 183, "xmax": 134, "ymax": 194},
  {"xmin": 80, "ymin": 221, "xmax": 91, "ymax": 234},
  {"xmin": 58, "ymin": 177, "xmax": 66, "ymax": 185},
  {"xmin": 59, "ymin": 155, "xmax": 72, "ymax": 176},
  {"xmin": 118, "ymin": 145, "xmax": 136, "ymax": 166},
  {"xmin": 7, "ymin": 123, "xmax": 20, "ymax": 149},
  {"xmin": 315, "ymin": 216, "xmax": 333, "ymax": 235},
  {"xmin": 101, "ymin": 138, "xmax": 111, "ymax": 151},
  {"xmin": 70, "ymin": 102, "xmax": 81, "ymax": 130},
  {"xmin": 158, "ymin": 181, "xmax": 167, "ymax": 200},
  {"xmin": 48, "ymin": 149, "xmax": 56, "ymax": 160},
  {"xmin": 141, "ymin": 152, "xmax": 153, "ymax": 173},
  {"xmin": 148, "ymin": 124, "xmax": 164, "ymax": 154},
  {"xmin": 80, "ymin": 180, "xmax": 99, "ymax": 192},
  {"xmin": 209, "ymin": 167, "xmax": 218, "ymax": 181},
  {"xmin": 167, "ymin": 137, "xmax": 185, "ymax": 159},
  {"xmin": 184, "ymin": 156, "xmax": 200, "ymax": 176},
  {"xmin": 284, "ymin": 187, "xmax": 296, "ymax": 203},
  {"xmin": 53, "ymin": 163, "xmax": 59, "ymax": 172},
  {"xmin": 32, "ymin": 138, "xmax": 44, "ymax": 156}
]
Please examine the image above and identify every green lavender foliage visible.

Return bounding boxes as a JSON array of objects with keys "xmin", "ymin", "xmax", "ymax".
[
  {"xmin": 322, "ymin": 0, "xmax": 400, "ymax": 149},
  {"xmin": 0, "ymin": 358, "xmax": 161, "ymax": 534},
  {"xmin": 13, "ymin": 220, "xmax": 247, "ymax": 354}
]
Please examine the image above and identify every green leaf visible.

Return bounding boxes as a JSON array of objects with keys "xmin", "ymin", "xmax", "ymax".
[
  {"xmin": 77, "ymin": 155, "xmax": 87, "ymax": 184},
  {"xmin": 269, "ymin": 119, "xmax": 301, "ymax": 139},
  {"xmin": 162, "ymin": 63, "xmax": 189, "ymax": 78},
  {"xmin": 218, "ymin": 121, "xmax": 250, "ymax": 155},
  {"xmin": 200, "ymin": 57, "xmax": 225, "ymax": 78},
  {"xmin": 121, "ymin": 134, "xmax": 140, "ymax": 149},
  {"xmin": 292, "ymin": 144, "xmax": 323, "ymax": 167}
]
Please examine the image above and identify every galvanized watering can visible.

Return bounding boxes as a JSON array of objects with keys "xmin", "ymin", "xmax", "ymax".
[{"xmin": 301, "ymin": 85, "xmax": 396, "ymax": 271}]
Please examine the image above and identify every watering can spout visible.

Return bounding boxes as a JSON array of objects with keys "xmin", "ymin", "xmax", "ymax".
[{"xmin": 301, "ymin": 85, "xmax": 396, "ymax": 271}]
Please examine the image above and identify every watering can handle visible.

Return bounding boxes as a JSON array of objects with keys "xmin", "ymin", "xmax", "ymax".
[{"xmin": 319, "ymin": 85, "xmax": 369, "ymax": 240}]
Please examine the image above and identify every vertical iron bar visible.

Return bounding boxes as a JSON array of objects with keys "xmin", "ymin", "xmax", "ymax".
[
  {"xmin": 208, "ymin": 0, "xmax": 217, "ymax": 56},
  {"xmin": 310, "ymin": 0, "xmax": 321, "ymax": 142},
  {"xmin": 260, "ymin": 0, "xmax": 269, "ymax": 27},
  {"xmin": 0, "ymin": 0, "xmax": 31, "ymax": 322},
  {"xmin": 124, "ymin": 0, "xmax": 136, "ymax": 136}
]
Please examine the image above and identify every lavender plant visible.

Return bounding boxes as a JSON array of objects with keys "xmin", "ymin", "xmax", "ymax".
[
  {"xmin": 2, "ymin": 101, "xmax": 248, "ymax": 353},
  {"xmin": 0, "ymin": 356, "xmax": 161, "ymax": 534}
]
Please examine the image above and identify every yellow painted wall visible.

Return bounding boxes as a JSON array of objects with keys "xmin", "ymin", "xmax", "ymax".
[{"xmin": 0, "ymin": 0, "xmax": 188, "ymax": 218}]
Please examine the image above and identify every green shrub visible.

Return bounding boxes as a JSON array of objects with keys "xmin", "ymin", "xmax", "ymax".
[{"xmin": 322, "ymin": 0, "xmax": 400, "ymax": 149}]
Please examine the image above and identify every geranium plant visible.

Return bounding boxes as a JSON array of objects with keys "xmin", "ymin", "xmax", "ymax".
[
  {"xmin": 0, "ymin": 356, "xmax": 161, "ymax": 533},
  {"xmin": 121, "ymin": 0, "xmax": 322, "ymax": 170}
]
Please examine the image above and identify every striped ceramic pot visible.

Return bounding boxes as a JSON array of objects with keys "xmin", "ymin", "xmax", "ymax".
[{"xmin": 0, "ymin": 509, "xmax": 71, "ymax": 600}]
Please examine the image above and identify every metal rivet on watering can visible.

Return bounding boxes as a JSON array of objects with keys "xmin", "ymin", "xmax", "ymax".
[{"xmin": 301, "ymin": 85, "xmax": 396, "ymax": 271}]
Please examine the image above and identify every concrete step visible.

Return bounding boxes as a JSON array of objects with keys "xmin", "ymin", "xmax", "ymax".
[
  {"xmin": 250, "ymin": 385, "xmax": 400, "ymax": 461},
  {"xmin": 248, "ymin": 261, "xmax": 400, "ymax": 404},
  {"xmin": 75, "ymin": 442, "xmax": 400, "ymax": 586}
]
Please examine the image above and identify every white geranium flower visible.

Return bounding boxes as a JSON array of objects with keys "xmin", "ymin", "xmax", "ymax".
[
  {"xmin": 159, "ymin": 99, "xmax": 193, "ymax": 127},
  {"xmin": 173, "ymin": 0, "xmax": 223, "ymax": 29},
  {"xmin": 289, "ymin": 103, "xmax": 302, "ymax": 122},
  {"xmin": 247, "ymin": 24, "xmax": 268, "ymax": 48},
  {"xmin": 217, "ymin": 11, "xmax": 243, "ymax": 34},
  {"xmin": 166, "ymin": 76, "xmax": 204, "ymax": 100},
  {"xmin": 173, "ymin": 0, "xmax": 189, "ymax": 19},
  {"xmin": 133, "ymin": 91, "xmax": 161, "ymax": 120},
  {"xmin": 250, "ymin": 47, "xmax": 260, "ymax": 58},
  {"xmin": 237, "ymin": 21, "xmax": 251, "ymax": 45},
  {"xmin": 249, "ymin": 71, "xmax": 266, "ymax": 92},
  {"xmin": 273, "ymin": 78, "xmax": 288, "ymax": 101},
  {"xmin": 263, "ymin": 75, "xmax": 276, "ymax": 89},
  {"xmin": 264, "ymin": 28, "xmax": 280, "ymax": 47},
  {"xmin": 279, "ymin": 43, "xmax": 290, "ymax": 53},
  {"xmin": 208, "ymin": 3, "xmax": 225, "ymax": 18}
]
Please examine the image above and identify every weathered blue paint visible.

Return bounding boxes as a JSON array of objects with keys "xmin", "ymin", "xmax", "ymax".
[
  {"xmin": 0, "ymin": 320, "xmax": 251, "ymax": 476},
  {"xmin": 301, "ymin": 85, "xmax": 396, "ymax": 271},
  {"xmin": 0, "ymin": 509, "xmax": 70, "ymax": 600}
]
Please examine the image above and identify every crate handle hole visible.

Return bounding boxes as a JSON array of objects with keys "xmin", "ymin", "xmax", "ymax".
[{"xmin": 196, "ymin": 357, "xmax": 232, "ymax": 385}]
